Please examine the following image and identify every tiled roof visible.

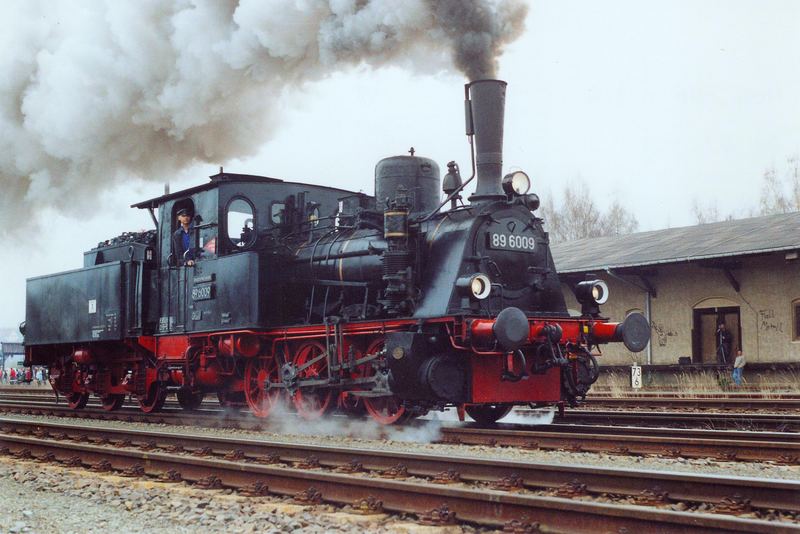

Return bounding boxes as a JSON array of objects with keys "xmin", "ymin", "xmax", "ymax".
[
  {"xmin": 0, "ymin": 342, "xmax": 24, "ymax": 355},
  {"xmin": 551, "ymin": 211, "xmax": 800, "ymax": 273}
]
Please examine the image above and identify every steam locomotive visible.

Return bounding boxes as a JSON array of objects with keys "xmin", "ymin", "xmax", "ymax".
[{"xmin": 23, "ymin": 80, "xmax": 649, "ymax": 424}]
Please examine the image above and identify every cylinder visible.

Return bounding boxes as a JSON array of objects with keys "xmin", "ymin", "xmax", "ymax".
[
  {"xmin": 467, "ymin": 80, "xmax": 507, "ymax": 201},
  {"xmin": 292, "ymin": 229, "xmax": 386, "ymax": 283}
]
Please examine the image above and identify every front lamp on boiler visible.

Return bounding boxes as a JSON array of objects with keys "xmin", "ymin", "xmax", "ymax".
[{"xmin": 457, "ymin": 273, "xmax": 492, "ymax": 300}]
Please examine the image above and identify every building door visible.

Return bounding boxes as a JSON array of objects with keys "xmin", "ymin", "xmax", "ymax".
[{"xmin": 692, "ymin": 306, "xmax": 740, "ymax": 364}]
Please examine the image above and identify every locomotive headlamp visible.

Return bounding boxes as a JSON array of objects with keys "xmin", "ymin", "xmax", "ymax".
[
  {"xmin": 457, "ymin": 273, "xmax": 492, "ymax": 300},
  {"xmin": 574, "ymin": 280, "xmax": 610, "ymax": 305},
  {"xmin": 574, "ymin": 279, "xmax": 609, "ymax": 318},
  {"xmin": 502, "ymin": 171, "xmax": 530, "ymax": 196}
]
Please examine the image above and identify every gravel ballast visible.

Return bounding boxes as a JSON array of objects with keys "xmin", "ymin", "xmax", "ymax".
[
  {"xmin": 1, "ymin": 410, "xmax": 798, "ymax": 533},
  {"xmin": 0, "ymin": 457, "xmax": 473, "ymax": 534}
]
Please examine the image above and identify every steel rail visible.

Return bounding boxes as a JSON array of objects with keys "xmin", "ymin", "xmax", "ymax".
[
  {"xmin": 586, "ymin": 397, "xmax": 800, "ymax": 410},
  {"xmin": 1, "ymin": 401, "xmax": 799, "ymax": 462},
  {"xmin": 441, "ymin": 425, "xmax": 800, "ymax": 463},
  {"xmin": 589, "ymin": 392, "xmax": 800, "ymax": 399},
  {"xmin": 0, "ymin": 423, "xmax": 797, "ymax": 532},
  {"xmin": 1, "ymin": 417, "xmax": 798, "ymax": 512},
  {"xmin": 551, "ymin": 410, "xmax": 800, "ymax": 431},
  {"xmin": 524, "ymin": 423, "xmax": 800, "ymax": 442},
  {"xmin": 4, "ymin": 397, "xmax": 800, "ymax": 431},
  {"xmin": 8, "ymin": 385, "xmax": 800, "ymax": 399}
]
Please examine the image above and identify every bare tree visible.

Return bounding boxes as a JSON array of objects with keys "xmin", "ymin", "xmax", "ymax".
[
  {"xmin": 759, "ymin": 157, "xmax": 800, "ymax": 215},
  {"xmin": 691, "ymin": 199, "xmax": 722, "ymax": 224},
  {"xmin": 600, "ymin": 200, "xmax": 639, "ymax": 237},
  {"xmin": 540, "ymin": 180, "xmax": 639, "ymax": 243},
  {"xmin": 691, "ymin": 157, "xmax": 800, "ymax": 223}
]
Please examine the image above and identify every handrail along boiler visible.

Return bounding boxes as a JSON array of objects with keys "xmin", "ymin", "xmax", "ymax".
[{"xmin": 22, "ymin": 80, "xmax": 649, "ymax": 423}]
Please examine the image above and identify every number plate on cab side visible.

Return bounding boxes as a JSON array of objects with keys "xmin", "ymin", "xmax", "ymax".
[
  {"xmin": 486, "ymin": 232, "xmax": 536, "ymax": 252},
  {"xmin": 191, "ymin": 284, "xmax": 214, "ymax": 301}
]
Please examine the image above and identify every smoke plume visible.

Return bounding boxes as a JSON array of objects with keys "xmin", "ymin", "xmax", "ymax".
[{"xmin": 0, "ymin": 0, "xmax": 527, "ymax": 231}]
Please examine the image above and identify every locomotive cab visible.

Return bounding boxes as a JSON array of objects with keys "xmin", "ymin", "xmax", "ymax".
[{"xmin": 131, "ymin": 171, "xmax": 368, "ymax": 334}]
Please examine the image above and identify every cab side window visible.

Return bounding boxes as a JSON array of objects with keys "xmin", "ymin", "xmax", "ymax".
[
  {"xmin": 270, "ymin": 202, "xmax": 285, "ymax": 225},
  {"xmin": 227, "ymin": 198, "xmax": 256, "ymax": 249}
]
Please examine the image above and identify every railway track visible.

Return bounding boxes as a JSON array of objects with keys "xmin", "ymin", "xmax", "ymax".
[
  {"xmin": 546, "ymin": 409, "xmax": 800, "ymax": 432},
  {"xmin": 5, "ymin": 388, "xmax": 800, "ymax": 415},
  {"xmin": 444, "ymin": 425, "xmax": 800, "ymax": 463},
  {"xmin": 1, "ymin": 417, "xmax": 797, "ymax": 532},
  {"xmin": 5, "ymin": 392, "xmax": 800, "ymax": 434},
  {"xmin": 6, "ymin": 386, "xmax": 800, "ymax": 404},
  {"xmin": 586, "ymin": 396, "xmax": 800, "ymax": 410},
  {"xmin": 0, "ymin": 400, "xmax": 798, "ymax": 463}
]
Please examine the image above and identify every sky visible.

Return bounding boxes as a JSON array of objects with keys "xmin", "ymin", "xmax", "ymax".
[{"xmin": 2, "ymin": 0, "xmax": 800, "ymax": 333}]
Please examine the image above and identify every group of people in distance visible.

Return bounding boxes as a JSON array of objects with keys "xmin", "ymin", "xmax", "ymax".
[{"xmin": 0, "ymin": 367, "xmax": 47, "ymax": 385}]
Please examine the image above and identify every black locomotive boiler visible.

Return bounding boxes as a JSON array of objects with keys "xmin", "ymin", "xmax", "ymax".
[{"xmin": 23, "ymin": 80, "xmax": 649, "ymax": 424}]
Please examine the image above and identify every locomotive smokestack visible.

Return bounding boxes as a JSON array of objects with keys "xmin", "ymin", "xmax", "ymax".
[{"xmin": 466, "ymin": 79, "xmax": 507, "ymax": 202}]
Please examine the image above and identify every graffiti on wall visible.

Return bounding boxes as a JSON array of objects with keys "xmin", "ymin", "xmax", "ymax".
[
  {"xmin": 758, "ymin": 309, "xmax": 784, "ymax": 334},
  {"xmin": 651, "ymin": 321, "xmax": 678, "ymax": 347}
]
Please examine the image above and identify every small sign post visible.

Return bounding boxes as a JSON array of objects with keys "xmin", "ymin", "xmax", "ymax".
[{"xmin": 631, "ymin": 364, "xmax": 643, "ymax": 389}]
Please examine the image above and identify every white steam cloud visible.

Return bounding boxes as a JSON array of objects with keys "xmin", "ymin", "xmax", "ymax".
[
  {"xmin": 239, "ymin": 397, "xmax": 445, "ymax": 444},
  {"xmin": 0, "ymin": 0, "xmax": 527, "ymax": 232}
]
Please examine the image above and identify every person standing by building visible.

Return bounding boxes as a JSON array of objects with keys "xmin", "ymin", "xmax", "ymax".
[
  {"xmin": 732, "ymin": 349, "xmax": 746, "ymax": 386},
  {"xmin": 9, "ymin": 367, "xmax": 15, "ymax": 384},
  {"xmin": 716, "ymin": 322, "xmax": 733, "ymax": 365}
]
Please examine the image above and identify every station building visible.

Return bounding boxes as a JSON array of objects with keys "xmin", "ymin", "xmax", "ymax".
[
  {"xmin": 551, "ymin": 211, "xmax": 800, "ymax": 375},
  {"xmin": 1, "ymin": 341, "xmax": 25, "ymax": 369}
]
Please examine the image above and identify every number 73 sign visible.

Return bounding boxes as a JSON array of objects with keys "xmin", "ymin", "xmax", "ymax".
[{"xmin": 631, "ymin": 364, "xmax": 643, "ymax": 389}]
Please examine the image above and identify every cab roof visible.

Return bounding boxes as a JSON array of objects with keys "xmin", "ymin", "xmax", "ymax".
[{"xmin": 131, "ymin": 171, "xmax": 366, "ymax": 209}]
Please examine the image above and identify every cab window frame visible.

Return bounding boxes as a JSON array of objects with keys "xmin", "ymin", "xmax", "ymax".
[
  {"xmin": 225, "ymin": 196, "xmax": 257, "ymax": 251},
  {"xmin": 270, "ymin": 200, "xmax": 286, "ymax": 226}
]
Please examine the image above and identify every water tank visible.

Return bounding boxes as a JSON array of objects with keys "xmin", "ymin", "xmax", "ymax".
[{"xmin": 374, "ymin": 156, "xmax": 440, "ymax": 215}]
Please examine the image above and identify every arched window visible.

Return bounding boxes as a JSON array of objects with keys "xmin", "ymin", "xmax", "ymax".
[
  {"xmin": 793, "ymin": 298, "xmax": 800, "ymax": 341},
  {"xmin": 226, "ymin": 198, "xmax": 256, "ymax": 249}
]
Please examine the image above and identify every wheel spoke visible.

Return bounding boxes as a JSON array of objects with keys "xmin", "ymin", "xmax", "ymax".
[
  {"xmin": 360, "ymin": 339, "xmax": 409, "ymax": 425},
  {"xmin": 101, "ymin": 394, "xmax": 124, "ymax": 411},
  {"xmin": 245, "ymin": 357, "xmax": 280, "ymax": 418},
  {"xmin": 292, "ymin": 341, "xmax": 333, "ymax": 420},
  {"xmin": 138, "ymin": 382, "xmax": 166, "ymax": 413},
  {"xmin": 67, "ymin": 392, "xmax": 89, "ymax": 410}
]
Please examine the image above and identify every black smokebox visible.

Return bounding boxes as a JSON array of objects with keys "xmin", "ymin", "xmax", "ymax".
[{"xmin": 465, "ymin": 79, "xmax": 506, "ymax": 202}]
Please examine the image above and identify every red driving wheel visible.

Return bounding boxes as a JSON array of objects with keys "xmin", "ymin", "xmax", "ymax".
[
  {"xmin": 137, "ymin": 382, "xmax": 166, "ymax": 413},
  {"xmin": 361, "ymin": 339, "xmax": 411, "ymax": 425},
  {"xmin": 291, "ymin": 341, "xmax": 334, "ymax": 420},
  {"xmin": 66, "ymin": 392, "xmax": 89, "ymax": 410},
  {"xmin": 244, "ymin": 357, "xmax": 281, "ymax": 418},
  {"xmin": 338, "ymin": 345, "xmax": 366, "ymax": 414},
  {"xmin": 100, "ymin": 394, "xmax": 125, "ymax": 411}
]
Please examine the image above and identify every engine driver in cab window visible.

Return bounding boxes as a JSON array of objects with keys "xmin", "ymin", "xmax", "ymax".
[{"xmin": 172, "ymin": 208, "xmax": 195, "ymax": 266}]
